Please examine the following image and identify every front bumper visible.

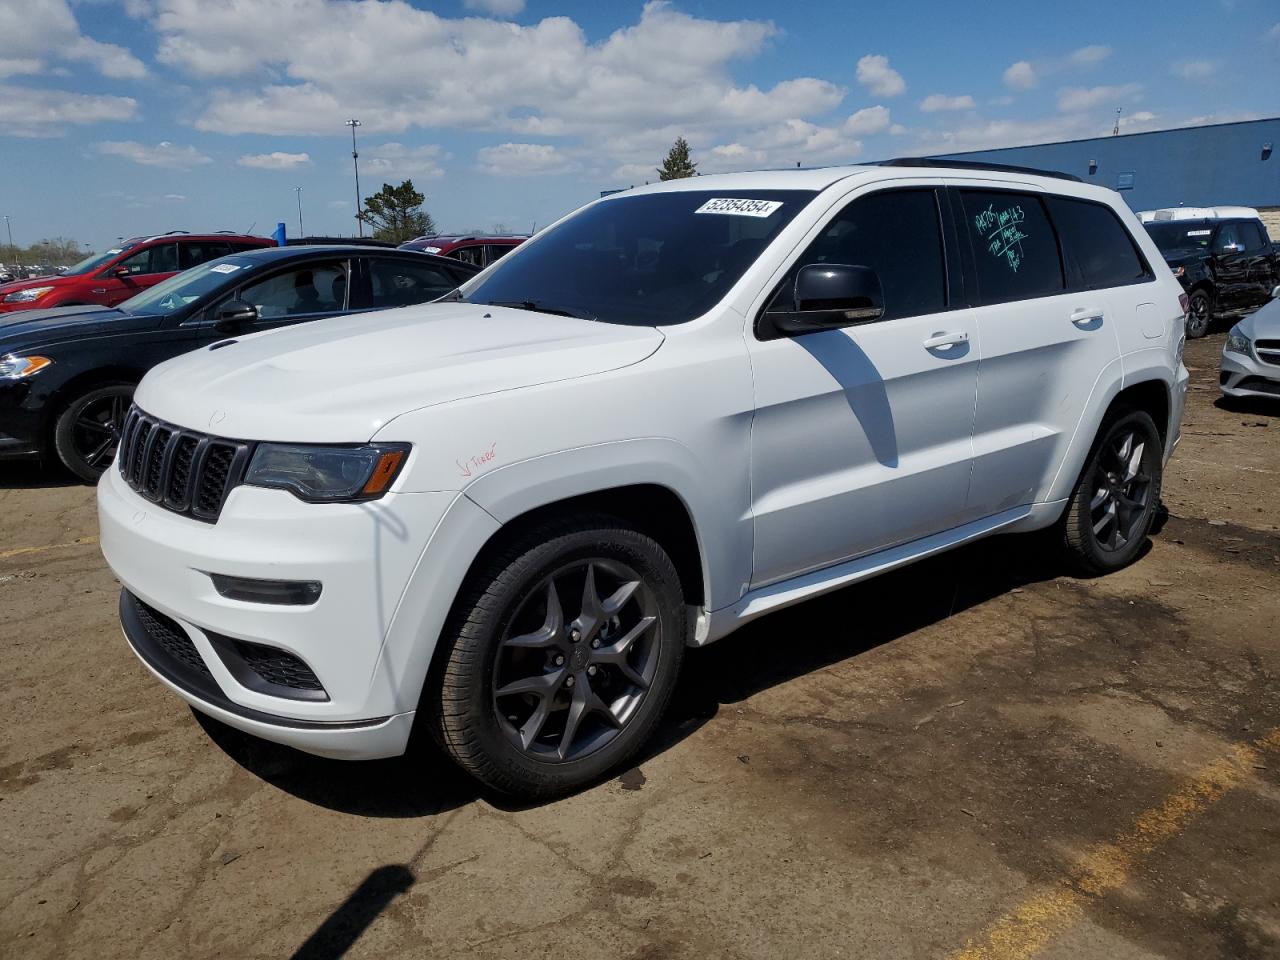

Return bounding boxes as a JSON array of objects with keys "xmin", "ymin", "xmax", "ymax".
[
  {"xmin": 0, "ymin": 380, "xmax": 44, "ymax": 459},
  {"xmin": 1220, "ymin": 349, "xmax": 1280, "ymax": 400},
  {"xmin": 98, "ymin": 464, "xmax": 464, "ymax": 759}
]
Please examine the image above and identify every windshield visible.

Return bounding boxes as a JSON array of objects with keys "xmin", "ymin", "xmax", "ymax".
[
  {"xmin": 1145, "ymin": 222, "xmax": 1214, "ymax": 253},
  {"xmin": 63, "ymin": 244, "xmax": 134, "ymax": 276},
  {"xmin": 460, "ymin": 190, "xmax": 813, "ymax": 325},
  {"xmin": 118, "ymin": 256, "xmax": 255, "ymax": 316}
]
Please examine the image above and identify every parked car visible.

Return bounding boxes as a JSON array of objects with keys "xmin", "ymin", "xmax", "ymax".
[
  {"xmin": 99, "ymin": 161, "xmax": 1187, "ymax": 798},
  {"xmin": 1137, "ymin": 205, "xmax": 1260, "ymax": 223},
  {"xmin": 1143, "ymin": 216, "xmax": 1280, "ymax": 338},
  {"xmin": 1, "ymin": 245, "xmax": 476, "ymax": 480},
  {"xmin": 399, "ymin": 234, "xmax": 527, "ymax": 268},
  {"xmin": 1221, "ymin": 285, "xmax": 1280, "ymax": 401},
  {"xmin": 0, "ymin": 232, "xmax": 272, "ymax": 313}
]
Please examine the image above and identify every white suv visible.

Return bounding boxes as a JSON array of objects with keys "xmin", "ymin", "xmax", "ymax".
[{"xmin": 98, "ymin": 162, "xmax": 1189, "ymax": 797}]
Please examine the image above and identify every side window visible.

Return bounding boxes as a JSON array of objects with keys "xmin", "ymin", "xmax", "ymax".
[
  {"xmin": 115, "ymin": 247, "xmax": 153, "ymax": 276},
  {"xmin": 1214, "ymin": 223, "xmax": 1243, "ymax": 254},
  {"xmin": 239, "ymin": 260, "xmax": 349, "ymax": 319},
  {"xmin": 148, "ymin": 242, "xmax": 180, "ymax": 274},
  {"xmin": 366, "ymin": 258, "xmax": 458, "ymax": 308},
  {"xmin": 180, "ymin": 241, "xmax": 233, "ymax": 269},
  {"xmin": 228, "ymin": 241, "xmax": 264, "ymax": 253},
  {"xmin": 450, "ymin": 245, "xmax": 486, "ymax": 268},
  {"xmin": 768, "ymin": 189, "xmax": 948, "ymax": 321},
  {"xmin": 1239, "ymin": 222, "xmax": 1267, "ymax": 253},
  {"xmin": 959, "ymin": 190, "xmax": 1064, "ymax": 304},
  {"xmin": 486, "ymin": 244, "xmax": 515, "ymax": 264},
  {"xmin": 1045, "ymin": 196, "xmax": 1151, "ymax": 289}
]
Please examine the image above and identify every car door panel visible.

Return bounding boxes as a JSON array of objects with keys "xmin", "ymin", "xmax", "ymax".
[{"xmin": 747, "ymin": 185, "xmax": 978, "ymax": 588}]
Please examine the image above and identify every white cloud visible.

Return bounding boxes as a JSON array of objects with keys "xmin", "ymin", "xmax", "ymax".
[
  {"xmin": 1003, "ymin": 61, "xmax": 1036, "ymax": 90},
  {"xmin": 1172, "ymin": 60, "xmax": 1215, "ymax": 80},
  {"xmin": 919, "ymin": 93, "xmax": 975, "ymax": 113},
  {"xmin": 237, "ymin": 151, "xmax": 311, "ymax": 169},
  {"xmin": 1067, "ymin": 45, "xmax": 1111, "ymax": 66},
  {"xmin": 94, "ymin": 140, "xmax": 213, "ymax": 169},
  {"xmin": 855, "ymin": 54, "xmax": 905, "ymax": 97},
  {"xmin": 163, "ymin": 193, "xmax": 187, "ymax": 201},
  {"xmin": 362, "ymin": 142, "xmax": 447, "ymax": 179},
  {"xmin": 0, "ymin": 0, "xmax": 145, "ymax": 79},
  {"xmin": 477, "ymin": 142, "xmax": 576, "ymax": 176},
  {"xmin": 844, "ymin": 105, "xmax": 890, "ymax": 135},
  {"xmin": 463, "ymin": 0, "xmax": 524, "ymax": 15},
  {"xmin": 1057, "ymin": 82, "xmax": 1142, "ymax": 113},
  {"xmin": 1269, "ymin": 23, "xmax": 1280, "ymax": 43},
  {"xmin": 0, "ymin": 84, "xmax": 136, "ymax": 136}
]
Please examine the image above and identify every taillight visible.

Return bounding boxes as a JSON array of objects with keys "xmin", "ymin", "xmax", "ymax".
[{"xmin": 1178, "ymin": 293, "xmax": 1189, "ymax": 316}]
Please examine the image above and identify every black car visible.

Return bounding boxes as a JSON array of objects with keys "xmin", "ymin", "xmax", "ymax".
[
  {"xmin": 1144, "ymin": 218, "xmax": 1280, "ymax": 338},
  {"xmin": 0, "ymin": 245, "xmax": 477, "ymax": 480}
]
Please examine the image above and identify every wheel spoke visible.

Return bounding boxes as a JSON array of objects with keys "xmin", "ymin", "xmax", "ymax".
[
  {"xmin": 518, "ymin": 697, "xmax": 553, "ymax": 750},
  {"xmin": 495, "ymin": 669, "xmax": 564, "ymax": 700},
  {"xmin": 504, "ymin": 581, "xmax": 565, "ymax": 649},
  {"xmin": 1115, "ymin": 432, "xmax": 1133, "ymax": 465},
  {"xmin": 84, "ymin": 437, "xmax": 115, "ymax": 467},
  {"xmin": 76, "ymin": 415, "xmax": 113, "ymax": 435},
  {"xmin": 1089, "ymin": 485, "xmax": 1110, "ymax": 511},
  {"xmin": 591, "ymin": 615, "xmax": 655, "ymax": 689},
  {"xmin": 579, "ymin": 563, "xmax": 603, "ymax": 622},
  {"xmin": 558, "ymin": 685, "xmax": 590, "ymax": 760},
  {"xmin": 1123, "ymin": 440, "xmax": 1145, "ymax": 482},
  {"xmin": 1092, "ymin": 498, "xmax": 1116, "ymax": 536},
  {"xmin": 601, "ymin": 579, "xmax": 640, "ymax": 616}
]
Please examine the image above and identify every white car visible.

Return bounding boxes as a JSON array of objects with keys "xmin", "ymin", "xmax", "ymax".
[
  {"xmin": 1221, "ymin": 288, "xmax": 1280, "ymax": 401},
  {"xmin": 98, "ymin": 161, "xmax": 1189, "ymax": 797},
  {"xmin": 1138, "ymin": 206, "xmax": 1261, "ymax": 223}
]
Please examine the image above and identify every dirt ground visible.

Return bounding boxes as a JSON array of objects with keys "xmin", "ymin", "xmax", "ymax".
[{"xmin": 3, "ymin": 331, "xmax": 1279, "ymax": 960}]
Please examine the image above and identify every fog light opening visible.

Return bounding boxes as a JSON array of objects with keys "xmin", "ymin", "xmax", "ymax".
[{"xmin": 207, "ymin": 573, "xmax": 323, "ymax": 606}]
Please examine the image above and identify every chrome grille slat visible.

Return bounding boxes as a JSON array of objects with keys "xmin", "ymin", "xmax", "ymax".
[{"xmin": 118, "ymin": 405, "xmax": 252, "ymax": 523}]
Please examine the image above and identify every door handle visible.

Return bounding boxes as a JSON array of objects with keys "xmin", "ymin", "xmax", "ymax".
[
  {"xmin": 923, "ymin": 331, "xmax": 969, "ymax": 350},
  {"xmin": 1070, "ymin": 307, "xmax": 1104, "ymax": 326}
]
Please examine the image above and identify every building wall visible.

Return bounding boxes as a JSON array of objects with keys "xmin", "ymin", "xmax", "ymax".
[
  {"xmin": 937, "ymin": 118, "xmax": 1279, "ymax": 217},
  {"xmin": 1258, "ymin": 207, "xmax": 1280, "ymax": 243}
]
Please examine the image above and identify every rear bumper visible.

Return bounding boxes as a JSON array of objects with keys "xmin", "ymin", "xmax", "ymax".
[{"xmin": 1220, "ymin": 350, "xmax": 1280, "ymax": 399}]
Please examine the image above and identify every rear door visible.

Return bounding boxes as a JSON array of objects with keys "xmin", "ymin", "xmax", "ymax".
[
  {"xmin": 1210, "ymin": 222, "xmax": 1254, "ymax": 311},
  {"xmin": 950, "ymin": 183, "xmax": 1123, "ymax": 517},
  {"xmin": 1236, "ymin": 221, "xmax": 1278, "ymax": 308},
  {"xmin": 355, "ymin": 255, "xmax": 471, "ymax": 311},
  {"xmin": 179, "ymin": 240, "xmax": 233, "ymax": 270},
  {"xmin": 232, "ymin": 258, "xmax": 352, "ymax": 334}
]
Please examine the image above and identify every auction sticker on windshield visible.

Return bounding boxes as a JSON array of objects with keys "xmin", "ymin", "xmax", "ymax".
[
  {"xmin": 695, "ymin": 198, "xmax": 784, "ymax": 218},
  {"xmin": 209, "ymin": 263, "xmax": 242, "ymax": 274}
]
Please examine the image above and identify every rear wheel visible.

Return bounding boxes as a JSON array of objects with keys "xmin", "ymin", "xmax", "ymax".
[
  {"xmin": 1185, "ymin": 289, "xmax": 1213, "ymax": 339},
  {"xmin": 1062, "ymin": 408, "xmax": 1163, "ymax": 575},
  {"xmin": 428, "ymin": 517, "xmax": 686, "ymax": 799},
  {"xmin": 53, "ymin": 382, "xmax": 134, "ymax": 482}
]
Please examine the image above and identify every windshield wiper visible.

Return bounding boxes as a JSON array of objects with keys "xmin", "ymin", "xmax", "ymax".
[{"xmin": 486, "ymin": 300, "xmax": 597, "ymax": 322}]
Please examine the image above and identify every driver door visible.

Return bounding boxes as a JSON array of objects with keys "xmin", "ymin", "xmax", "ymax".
[
  {"xmin": 93, "ymin": 242, "xmax": 180, "ymax": 307},
  {"xmin": 745, "ymin": 185, "xmax": 979, "ymax": 588}
]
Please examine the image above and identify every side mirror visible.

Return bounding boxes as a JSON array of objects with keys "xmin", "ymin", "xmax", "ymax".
[
  {"xmin": 113, "ymin": 266, "xmax": 132, "ymax": 279},
  {"xmin": 769, "ymin": 264, "xmax": 885, "ymax": 335},
  {"xmin": 1272, "ymin": 284, "xmax": 1280, "ymax": 300},
  {"xmin": 214, "ymin": 299, "xmax": 258, "ymax": 332}
]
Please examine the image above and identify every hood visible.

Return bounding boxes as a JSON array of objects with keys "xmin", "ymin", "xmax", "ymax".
[
  {"xmin": 1234, "ymin": 298, "xmax": 1280, "ymax": 340},
  {"xmin": 134, "ymin": 301, "xmax": 665, "ymax": 442},
  {"xmin": 0, "ymin": 306, "xmax": 164, "ymax": 349},
  {"xmin": 0, "ymin": 273, "xmax": 76, "ymax": 295}
]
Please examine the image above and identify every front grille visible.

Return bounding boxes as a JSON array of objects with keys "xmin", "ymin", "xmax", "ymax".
[
  {"xmin": 1255, "ymin": 339, "xmax": 1280, "ymax": 367},
  {"xmin": 118, "ymin": 406, "xmax": 251, "ymax": 522},
  {"xmin": 234, "ymin": 640, "xmax": 325, "ymax": 692},
  {"xmin": 130, "ymin": 595, "xmax": 210, "ymax": 678}
]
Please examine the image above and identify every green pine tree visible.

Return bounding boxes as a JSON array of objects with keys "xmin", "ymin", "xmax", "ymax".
[
  {"xmin": 657, "ymin": 137, "xmax": 698, "ymax": 181},
  {"xmin": 358, "ymin": 180, "xmax": 437, "ymax": 243}
]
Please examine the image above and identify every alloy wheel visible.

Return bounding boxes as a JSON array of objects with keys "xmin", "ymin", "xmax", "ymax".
[
  {"xmin": 492, "ymin": 558, "xmax": 661, "ymax": 763},
  {"xmin": 1186, "ymin": 293, "xmax": 1210, "ymax": 338},
  {"xmin": 71, "ymin": 391, "xmax": 131, "ymax": 471},
  {"xmin": 1089, "ymin": 428, "xmax": 1153, "ymax": 552}
]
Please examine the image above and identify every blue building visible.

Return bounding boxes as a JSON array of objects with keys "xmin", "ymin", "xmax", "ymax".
[{"xmin": 937, "ymin": 117, "xmax": 1279, "ymax": 237}]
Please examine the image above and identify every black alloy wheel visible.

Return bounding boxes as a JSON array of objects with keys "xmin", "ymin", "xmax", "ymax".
[
  {"xmin": 53, "ymin": 383, "xmax": 134, "ymax": 482},
  {"xmin": 1185, "ymin": 290, "xmax": 1212, "ymax": 339}
]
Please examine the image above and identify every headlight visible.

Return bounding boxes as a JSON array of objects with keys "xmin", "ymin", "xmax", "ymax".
[
  {"xmin": 1224, "ymin": 330, "xmax": 1252, "ymax": 358},
  {"xmin": 0, "ymin": 354, "xmax": 53, "ymax": 379},
  {"xmin": 243, "ymin": 443, "xmax": 409, "ymax": 502},
  {"xmin": 2, "ymin": 286, "xmax": 54, "ymax": 304}
]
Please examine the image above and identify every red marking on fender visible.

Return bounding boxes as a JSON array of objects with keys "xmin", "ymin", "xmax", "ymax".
[{"xmin": 456, "ymin": 442, "xmax": 497, "ymax": 479}]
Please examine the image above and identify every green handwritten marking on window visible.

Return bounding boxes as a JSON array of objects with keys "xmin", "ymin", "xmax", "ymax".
[{"xmin": 973, "ymin": 203, "xmax": 1028, "ymax": 272}]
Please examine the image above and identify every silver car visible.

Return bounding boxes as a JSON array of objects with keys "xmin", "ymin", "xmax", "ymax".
[{"xmin": 1221, "ymin": 287, "xmax": 1280, "ymax": 401}]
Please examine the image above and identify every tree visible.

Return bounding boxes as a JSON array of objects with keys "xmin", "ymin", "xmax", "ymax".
[
  {"xmin": 657, "ymin": 136, "xmax": 698, "ymax": 181},
  {"xmin": 358, "ymin": 179, "xmax": 436, "ymax": 243}
]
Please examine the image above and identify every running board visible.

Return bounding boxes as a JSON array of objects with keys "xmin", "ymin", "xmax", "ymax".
[{"xmin": 700, "ymin": 505, "xmax": 1034, "ymax": 645}]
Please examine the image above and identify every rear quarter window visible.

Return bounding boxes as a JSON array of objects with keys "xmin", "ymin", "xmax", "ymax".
[
  {"xmin": 959, "ymin": 190, "xmax": 1064, "ymax": 305},
  {"xmin": 1046, "ymin": 196, "xmax": 1152, "ymax": 290}
]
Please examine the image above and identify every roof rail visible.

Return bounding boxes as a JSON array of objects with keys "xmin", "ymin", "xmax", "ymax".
[
  {"xmin": 163, "ymin": 230, "xmax": 190, "ymax": 235},
  {"xmin": 879, "ymin": 157, "xmax": 1083, "ymax": 183}
]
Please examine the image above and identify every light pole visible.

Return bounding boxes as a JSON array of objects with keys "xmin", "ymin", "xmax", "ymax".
[
  {"xmin": 294, "ymin": 186, "xmax": 305, "ymax": 237},
  {"xmin": 345, "ymin": 118, "xmax": 363, "ymax": 237},
  {"xmin": 3, "ymin": 215, "xmax": 12, "ymax": 261}
]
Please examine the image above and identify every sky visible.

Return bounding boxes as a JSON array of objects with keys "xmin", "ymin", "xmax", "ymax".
[{"xmin": 1, "ymin": 0, "xmax": 1277, "ymax": 252}]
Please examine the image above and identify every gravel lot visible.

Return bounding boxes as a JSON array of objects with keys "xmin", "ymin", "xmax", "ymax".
[{"xmin": 3, "ymin": 331, "xmax": 1278, "ymax": 960}]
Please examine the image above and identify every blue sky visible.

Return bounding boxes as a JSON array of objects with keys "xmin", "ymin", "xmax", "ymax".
[{"xmin": 2, "ymin": 0, "xmax": 1277, "ymax": 251}]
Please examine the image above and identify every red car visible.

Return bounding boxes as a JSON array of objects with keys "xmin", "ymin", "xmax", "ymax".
[
  {"xmin": 398, "ymin": 234, "xmax": 527, "ymax": 268},
  {"xmin": 0, "ymin": 232, "xmax": 272, "ymax": 313}
]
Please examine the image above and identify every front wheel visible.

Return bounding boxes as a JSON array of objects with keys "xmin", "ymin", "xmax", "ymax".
[
  {"xmin": 1185, "ymin": 289, "xmax": 1213, "ymax": 339},
  {"xmin": 53, "ymin": 382, "xmax": 134, "ymax": 482},
  {"xmin": 1062, "ymin": 408, "xmax": 1163, "ymax": 575},
  {"xmin": 428, "ymin": 517, "xmax": 686, "ymax": 799}
]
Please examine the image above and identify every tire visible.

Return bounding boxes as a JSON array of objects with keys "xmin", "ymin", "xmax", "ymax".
[
  {"xmin": 1062, "ymin": 408, "xmax": 1163, "ymax": 575},
  {"xmin": 428, "ymin": 515, "xmax": 686, "ymax": 799},
  {"xmin": 53, "ymin": 382, "xmax": 135, "ymax": 482},
  {"xmin": 1185, "ymin": 289, "xmax": 1213, "ymax": 339}
]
